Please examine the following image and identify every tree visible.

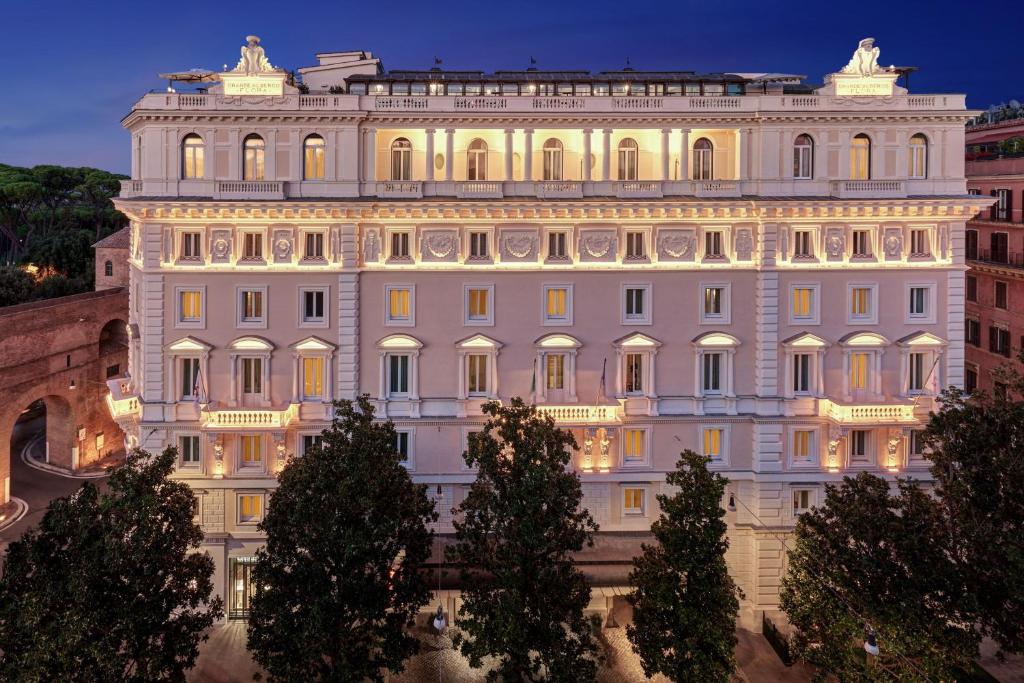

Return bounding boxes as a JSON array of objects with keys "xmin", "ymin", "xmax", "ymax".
[
  {"xmin": 780, "ymin": 473, "xmax": 978, "ymax": 681},
  {"xmin": 627, "ymin": 451, "xmax": 740, "ymax": 682},
  {"xmin": 0, "ymin": 447, "xmax": 222, "ymax": 682},
  {"xmin": 0, "ymin": 264, "xmax": 34, "ymax": 307},
  {"xmin": 924, "ymin": 360, "xmax": 1024, "ymax": 654},
  {"xmin": 246, "ymin": 396, "xmax": 436, "ymax": 682},
  {"xmin": 447, "ymin": 398, "xmax": 600, "ymax": 682}
]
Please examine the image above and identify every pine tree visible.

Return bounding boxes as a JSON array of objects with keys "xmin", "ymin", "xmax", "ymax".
[
  {"xmin": 447, "ymin": 398, "xmax": 600, "ymax": 682},
  {"xmin": 0, "ymin": 447, "xmax": 222, "ymax": 681},
  {"xmin": 627, "ymin": 450, "xmax": 740, "ymax": 682},
  {"xmin": 780, "ymin": 473, "xmax": 978, "ymax": 680},
  {"xmin": 246, "ymin": 396, "xmax": 436, "ymax": 682}
]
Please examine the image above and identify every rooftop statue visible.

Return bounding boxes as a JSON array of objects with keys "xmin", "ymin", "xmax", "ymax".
[
  {"xmin": 233, "ymin": 35, "xmax": 276, "ymax": 74},
  {"xmin": 840, "ymin": 38, "xmax": 885, "ymax": 77}
]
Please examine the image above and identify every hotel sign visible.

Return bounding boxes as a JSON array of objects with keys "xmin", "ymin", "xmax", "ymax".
[
  {"xmin": 834, "ymin": 76, "xmax": 894, "ymax": 97},
  {"xmin": 222, "ymin": 76, "xmax": 284, "ymax": 96}
]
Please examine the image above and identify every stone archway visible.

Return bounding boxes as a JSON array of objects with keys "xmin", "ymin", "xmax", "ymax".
[
  {"xmin": 98, "ymin": 318, "xmax": 129, "ymax": 379},
  {"xmin": 0, "ymin": 391, "xmax": 78, "ymax": 505}
]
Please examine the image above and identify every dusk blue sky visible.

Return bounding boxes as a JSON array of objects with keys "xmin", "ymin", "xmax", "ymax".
[{"xmin": 0, "ymin": 0, "xmax": 1019, "ymax": 174}]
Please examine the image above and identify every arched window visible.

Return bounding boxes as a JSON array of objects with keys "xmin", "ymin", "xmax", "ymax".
[
  {"xmin": 467, "ymin": 138, "xmax": 488, "ymax": 181},
  {"xmin": 793, "ymin": 134, "xmax": 813, "ymax": 179},
  {"xmin": 908, "ymin": 133, "xmax": 928, "ymax": 179},
  {"xmin": 104, "ymin": 260, "xmax": 113, "ymax": 277},
  {"xmin": 617, "ymin": 138, "xmax": 638, "ymax": 181},
  {"xmin": 243, "ymin": 134, "xmax": 265, "ymax": 181},
  {"xmin": 850, "ymin": 133, "xmax": 871, "ymax": 180},
  {"xmin": 542, "ymin": 138, "xmax": 563, "ymax": 181},
  {"xmin": 303, "ymin": 134, "xmax": 325, "ymax": 180},
  {"xmin": 391, "ymin": 138, "xmax": 412, "ymax": 181},
  {"xmin": 693, "ymin": 138, "xmax": 713, "ymax": 180},
  {"xmin": 181, "ymin": 134, "xmax": 204, "ymax": 179}
]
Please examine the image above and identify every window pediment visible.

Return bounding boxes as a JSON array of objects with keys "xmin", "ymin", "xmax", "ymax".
[
  {"xmin": 838, "ymin": 331, "xmax": 889, "ymax": 347},
  {"xmin": 290, "ymin": 336, "xmax": 336, "ymax": 352},
  {"xmin": 534, "ymin": 333, "xmax": 582, "ymax": 349},
  {"xmin": 896, "ymin": 331, "xmax": 946, "ymax": 348},
  {"xmin": 377, "ymin": 333, "xmax": 423, "ymax": 350},
  {"xmin": 165, "ymin": 336, "xmax": 212, "ymax": 353},
  {"xmin": 781, "ymin": 332, "xmax": 830, "ymax": 349},
  {"xmin": 691, "ymin": 331, "xmax": 741, "ymax": 348},
  {"xmin": 456, "ymin": 334, "xmax": 503, "ymax": 350},
  {"xmin": 228, "ymin": 335, "xmax": 275, "ymax": 352},
  {"xmin": 613, "ymin": 332, "xmax": 662, "ymax": 349}
]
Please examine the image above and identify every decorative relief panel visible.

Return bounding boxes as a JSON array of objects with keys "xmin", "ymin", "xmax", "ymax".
[
  {"xmin": 499, "ymin": 228, "xmax": 539, "ymax": 262},
  {"xmin": 655, "ymin": 227, "xmax": 696, "ymax": 262},
  {"xmin": 272, "ymin": 227, "xmax": 294, "ymax": 263},
  {"xmin": 420, "ymin": 229, "xmax": 459, "ymax": 263},
  {"xmin": 578, "ymin": 230, "xmax": 617, "ymax": 263},
  {"xmin": 362, "ymin": 225, "xmax": 381, "ymax": 265},
  {"xmin": 734, "ymin": 227, "xmax": 754, "ymax": 262},
  {"xmin": 209, "ymin": 227, "xmax": 233, "ymax": 264},
  {"xmin": 883, "ymin": 225, "xmax": 903, "ymax": 261},
  {"xmin": 825, "ymin": 225, "xmax": 845, "ymax": 262}
]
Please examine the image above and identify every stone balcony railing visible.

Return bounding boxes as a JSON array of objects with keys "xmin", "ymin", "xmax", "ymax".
[
  {"xmin": 201, "ymin": 404, "xmax": 298, "ymax": 430},
  {"xmin": 820, "ymin": 398, "xmax": 926, "ymax": 424},
  {"xmin": 105, "ymin": 378, "xmax": 139, "ymax": 422},
  {"xmin": 695, "ymin": 180, "xmax": 741, "ymax": 198},
  {"xmin": 376, "ymin": 181, "xmax": 423, "ymax": 198},
  {"xmin": 535, "ymin": 404, "xmax": 622, "ymax": 424},
  {"xmin": 829, "ymin": 179, "xmax": 907, "ymax": 199},
  {"xmin": 213, "ymin": 180, "xmax": 285, "ymax": 200},
  {"xmin": 535, "ymin": 181, "xmax": 584, "ymax": 199},
  {"xmin": 456, "ymin": 181, "xmax": 503, "ymax": 199}
]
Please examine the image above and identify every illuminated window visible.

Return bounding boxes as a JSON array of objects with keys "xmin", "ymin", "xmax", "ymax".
[
  {"xmin": 387, "ymin": 354, "xmax": 410, "ymax": 395},
  {"xmin": 623, "ymin": 429, "xmax": 645, "ymax": 463},
  {"xmin": 180, "ymin": 232, "xmax": 202, "ymax": 260},
  {"xmin": 617, "ymin": 138, "xmax": 638, "ymax": 181},
  {"xmin": 625, "ymin": 353, "xmax": 644, "ymax": 394},
  {"xmin": 241, "ymin": 435, "xmax": 263, "ymax": 466},
  {"xmin": 180, "ymin": 290, "xmax": 202, "ymax": 323},
  {"xmin": 238, "ymin": 493, "xmax": 263, "ymax": 524},
  {"xmin": 542, "ymin": 138, "xmax": 563, "ymax": 180},
  {"xmin": 466, "ymin": 287, "xmax": 490, "ymax": 323},
  {"xmin": 390, "ymin": 231, "xmax": 411, "ymax": 259},
  {"xmin": 467, "ymin": 138, "xmax": 488, "ymax": 181},
  {"xmin": 852, "ymin": 229, "xmax": 871, "ymax": 257},
  {"xmin": 791, "ymin": 286, "xmax": 815, "ymax": 321},
  {"xmin": 850, "ymin": 286, "xmax": 873, "ymax": 322},
  {"xmin": 467, "ymin": 354, "xmax": 489, "ymax": 396},
  {"xmin": 304, "ymin": 232, "xmax": 324, "ymax": 260},
  {"xmin": 242, "ymin": 358, "xmax": 263, "ymax": 395},
  {"xmin": 792, "ymin": 489, "xmax": 813, "ymax": 515},
  {"xmin": 303, "ymin": 134, "xmax": 326, "ymax": 180},
  {"xmin": 182, "ymin": 134, "xmax": 204, "ymax": 179},
  {"xmin": 302, "ymin": 356, "xmax": 324, "ymax": 399},
  {"xmin": 849, "ymin": 352, "xmax": 869, "ymax": 390},
  {"xmin": 623, "ymin": 488, "xmax": 645, "ymax": 515},
  {"xmin": 543, "ymin": 285, "xmax": 571, "ymax": 324},
  {"xmin": 240, "ymin": 289, "xmax": 264, "ymax": 323},
  {"xmin": 703, "ymin": 427, "xmax": 723, "ymax": 461},
  {"xmin": 546, "ymin": 354, "xmax": 565, "ymax": 389},
  {"xmin": 180, "ymin": 357, "xmax": 200, "ymax": 399},
  {"xmin": 908, "ymin": 133, "xmax": 927, "ymax": 179},
  {"xmin": 179, "ymin": 435, "xmax": 201, "ymax": 466},
  {"xmin": 693, "ymin": 137, "xmax": 713, "ymax": 180},
  {"xmin": 792, "ymin": 429, "xmax": 813, "ymax": 462},
  {"xmin": 793, "ymin": 230, "xmax": 813, "ymax": 258},
  {"xmin": 386, "ymin": 286, "xmax": 413, "ymax": 325},
  {"xmin": 793, "ymin": 134, "xmax": 813, "ymax": 179},
  {"xmin": 702, "ymin": 352, "xmax": 722, "ymax": 393},
  {"xmin": 391, "ymin": 138, "xmax": 412, "ymax": 180},
  {"xmin": 242, "ymin": 232, "xmax": 263, "ymax": 260},
  {"xmin": 243, "ymin": 134, "xmax": 265, "ymax": 181},
  {"xmin": 469, "ymin": 231, "xmax": 489, "ymax": 259},
  {"xmin": 850, "ymin": 133, "xmax": 871, "ymax": 180}
]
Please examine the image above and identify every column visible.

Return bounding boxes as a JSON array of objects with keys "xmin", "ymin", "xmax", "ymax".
[
  {"xmin": 523, "ymin": 129, "xmax": 533, "ymax": 181},
  {"xmin": 601, "ymin": 129, "xmax": 611, "ymax": 181},
  {"xmin": 739, "ymin": 128, "xmax": 751, "ymax": 180},
  {"xmin": 425, "ymin": 129, "xmax": 435, "ymax": 181},
  {"xmin": 679, "ymin": 129, "xmax": 690, "ymax": 181},
  {"xmin": 444, "ymin": 129, "xmax": 454, "ymax": 181},
  {"xmin": 291, "ymin": 354, "xmax": 299, "ymax": 403},
  {"xmin": 504, "ymin": 129, "xmax": 514, "ymax": 181},
  {"xmin": 660, "ymin": 128, "xmax": 671, "ymax": 181},
  {"xmin": 582, "ymin": 129, "xmax": 593, "ymax": 182},
  {"xmin": 364, "ymin": 128, "xmax": 376, "ymax": 183}
]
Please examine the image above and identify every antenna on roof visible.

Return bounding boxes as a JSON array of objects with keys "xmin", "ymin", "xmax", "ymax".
[
  {"xmin": 432, "ymin": 56, "xmax": 442, "ymax": 71},
  {"xmin": 624, "ymin": 56, "xmax": 633, "ymax": 72}
]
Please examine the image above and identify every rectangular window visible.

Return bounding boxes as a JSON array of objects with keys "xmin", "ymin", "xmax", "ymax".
[
  {"xmin": 908, "ymin": 352, "xmax": 926, "ymax": 392},
  {"xmin": 466, "ymin": 287, "xmax": 490, "ymax": 323},
  {"xmin": 625, "ymin": 231, "xmax": 646, "ymax": 259},
  {"xmin": 181, "ymin": 357, "xmax": 200, "ymax": 399},
  {"xmin": 302, "ymin": 289, "xmax": 325, "ymax": 324},
  {"xmin": 702, "ymin": 353, "xmax": 722, "ymax": 393},
  {"xmin": 792, "ymin": 287, "xmax": 814, "ymax": 320},
  {"xmin": 849, "ymin": 352, "xmax": 869, "ymax": 391},
  {"xmin": 994, "ymin": 188, "xmax": 1010, "ymax": 221},
  {"xmin": 467, "ymin": 354, "xmax": 488, "ymax": 396},
  {"xmin": 242, "ymin": 358, "xmax": 262, "ymax": 395},
  {"xmin": 990, "ymin": 326, "xmax": 1011, "ymax": 357},
  {"xmin": 302, "ymin": 357, "xmax": 324, "ymax": 399},
  {"xmin": 991, "ymin": 232, "xmax": 1009, "ymax": 263},
  {"xmin": 302, "ymin": 434, "xmax": 323, "ymax": 455},
  {"xmin": 387, "ymin": 287, "xmax": 412, "ymax": 323},
  {"xmin": 304, "ymin": 232, "xmax": 324, "ymax": 260},
  {"xmin": 793, "ymin": 230, "xmax": 813, "ymax": 258},
  {"xmin": 180, "ymin": 232, "xmax": 202, "ymax": 260},
  {"xmin": 469, "ymin": 231, "xmax": 489, "ymax": 259},
  {"xmin": 388, "ymin": 354, "xmax": 410, "ymax": 395},
  {"xmin": 242, "ymin": 233, "xmax": 263, "ymax": 260},
  {"xmin": 544, "ymin": 286, "xmax": 571, "ymax": 324},
  {"xmin": 180, "ymin": 435, "xmax": 201, "ymax": 465},
  {"xmin": 704, "ymin": 231, "xmax": 723, "ymax": 258},
  {"xmin": 394, "ymin": 431, "xmax": 410, "ymax": 461},
  {"xmin": 623, "ymin": 488, "xmax": 645, "ymax": 515},
  {"xmin": 241, "ymin": 435, "xmax": 263, "ymax": 466},
  {"xmin": 852, "ymin": 230, "xmax": 871, "ymax": 257},
  {"xmin": 793, "ymin": 489, "xmax": 812, "ymax": 515},
  {"xmin": 965, "ymin": 366, "xmax": 978, "ymax": 393},
  {"xmin": 625, "ymin": 353, "xmax": 643, "ymax": 394},
  {"xmin": 546, "ymin": 354, "xmax": 565, "ymax": 389},
  {"xmin": 909, "ymin": 430, "xmax": 927, "ymax": 458},
  {"xmin": 238, "ymin": 494, "xmax": 263, "ymax": 524},
  {"xmin": 910, "ymin": 229, "xmax": 929, "ymax": 256},
  {"xmin": 849, "ymin": 429, "xmax": 869, "ymax": 463},
  {"xmin": 995, "ymin": 281, "xmax": 1008, "ymax": 310},
  {"xmin": 908, "ymin": 286, "xmax": 929, "ymax": 318},
  {"xmin": 240, "ymin": 290, "xmax": 264, "ymax": 323},
  {"xmin": 965, "ymin": 229, "xmax": 978, "ymax": 260},
  {"xmin": 793, "ymin": 353, "xmax": 811, "ymax": 394},
  {"xmin": 548, "ymin": 231, "xmax": 568, "ymax": 259},
  {"xmin": 624, "ymin": 287, "xmax": 646, "ymax": 321},
  {"xmin": 703, "ymin": 427, "xmax": 723, "ymax": 461},
  {"xmin": 965, "ymin": 318, "xmax": 981, "ymax": 347},
  {"xmin": 390, "ymin": 232, "xmax": 410, "ymax": 259},
  {"xmin": 623, "ymin": 429, "xmax": 645, "ymax": 462},
  {"xmin": 704, "ymin": 287, "xmax": 723, "ymax": 317},
  {"xmin": 793, "ymin": 430, "xmax": 813, "ymax": 462},
  {"xmin": 850, "ymin": 287, "xmax": 873, "ymax": 321},
  {"xmin": 180, "ymin": 290, "xmax": 202, "ymax": 323},
  {"xmin": 966, "ymin": 275, "xmax": 977, "ymax": 302}
]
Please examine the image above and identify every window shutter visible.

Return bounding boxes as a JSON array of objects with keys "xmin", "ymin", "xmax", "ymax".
[
  {"xmin": 1008, "ymin": 190, "xmax": 1015, "ymax": 223},
  {"xmin": 989, "ymin": 326, "xmax": 998, "ymax": 352},
  {"xmin": 991, "ymin": 189, "xmax": 998, "ymax": 220}
]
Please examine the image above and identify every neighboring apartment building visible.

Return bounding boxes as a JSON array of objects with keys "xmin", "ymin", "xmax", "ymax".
[
  {"xmin": 965, "ymin": 110, "xmax": 1024, "ymax": 393},
  {"xmin": 109, "ymin": 36, "xmax": 989, "ymax": 627}
]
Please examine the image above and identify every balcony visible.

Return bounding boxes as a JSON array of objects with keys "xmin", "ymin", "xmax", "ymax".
[
  {"xmin": 213, "ymin": 181, "xmax": 284, "ymax": 200},
  {"xmin": 201, "ymin": 405, "xmax": 297, "ymax": 430},
  {"xmin": 821, "ymin": 399, "xmax": 921, "ymax": 424},
  {"xmin": 376, "ymin": 181, "xmax": 423, "ymax": 198},
  {"xmin": 615, "ymin": 181, "xmax": 664, "ymax": 199},
  {"xmin": 536, "ymin": 181, "xmax": 583, "ymax": 199},
  {"xmin": 536, "ymin": 404, "xmax": 622, "ymax": 425},
  {"xmin": 695, "ymin": 180, "xmax": 741, "ymax": 198},
  {"xmin": 965, "ymin": 155, "xmax": 1024, "ymax": 177},
  {"xmin": 105, "ymin": 378, "xmax": 139, "ymax": 422},
  {"xmin": 455, "ymin": 181, "xmax": 503, "ymax": 199},
  {"xmin": 972, "ymin": 249, "xmax": 1024, "ymax": 270},
  {"xmin": 829, "ymin": 180, "xmax": 907, "ymax": 199}
]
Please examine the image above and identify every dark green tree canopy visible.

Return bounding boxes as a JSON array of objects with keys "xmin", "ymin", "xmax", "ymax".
[
  {"xmin": 0, "ymin": 447, "xmax": 223, "ymax": 682},
  {"xmin": 627, "ymin": 451, "xmax": 740, "ymax": 682},
  {"xmin": 780, "ymin": 472, "xmax": 978, "ymax": 681},
  {"xmin": 246, "ymin": 396, "xmax": 436, "ymax": 683},
  {"xmin": 447, "ymin": 398, "xmax": 600, "ymax": 682}
]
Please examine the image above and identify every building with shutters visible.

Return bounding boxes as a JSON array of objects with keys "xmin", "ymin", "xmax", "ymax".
[{"xmin": 107, "ymin": 35, "xmax": 990, "ymax": 626}]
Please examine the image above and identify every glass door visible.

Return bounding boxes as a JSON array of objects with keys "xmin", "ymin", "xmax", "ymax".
[{"xmin": 229, "ymin": 557, "xmax": 258, "ymax": 619}]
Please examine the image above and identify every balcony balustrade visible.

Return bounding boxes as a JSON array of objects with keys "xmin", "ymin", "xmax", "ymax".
[
  {"xmin": 455, "ymin": 181, "xmax": 503, "ymax": 199},
  {"xmin": 973, "ymin": 248, "xmax": 1024, "ymax": 269},
  {"xmin": 695, "ymin": 180, "xmax": 741, "ymax": 197},
  {"xmin": 536, "ymin": 181, "xmax": 584, "ymax": 199},
  {"xmin": 535, "ymin": 404, "xmax": 622, "ymax": 424},
  {"xmin": 376, "ymin": 181, "xmax": 423, "ymax": 198},
  {"xmin": 821, "ymin": 399, "xmax": 920, "ymax": 424},
  {"xmin": 615, "ymin": 181, "xmax": 664, "ymax": 198},
  {"xmin": 214, "ymin": 180, "xmax": 284, "ymax": 200},
  {"xmin": 202, "ymin": 404, "xmax": 297, "ymax": 430},
  {"xmin": 829, "ymin": 180, "xmax": 906, "ymax": 199}
]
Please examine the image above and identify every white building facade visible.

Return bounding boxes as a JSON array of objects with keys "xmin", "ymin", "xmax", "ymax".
[{"xmin": 110, "ymin": 37, "xmax": 989, "ymax": 625}]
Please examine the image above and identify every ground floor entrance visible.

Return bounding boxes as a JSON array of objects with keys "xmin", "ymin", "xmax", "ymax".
[{"xmin": 228, "ymin": 556, "xmax": 258, "ymax": 619}]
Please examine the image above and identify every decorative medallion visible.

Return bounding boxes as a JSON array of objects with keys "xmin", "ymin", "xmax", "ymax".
[
  {"xmin": 425, "ymin": 232, "xmax": 456, "ymax": 258},
  {"xmin": 582, "ymin": 234, "xmax": 613, "ymax": 258},
  {"xmin": 504, "ymin": 234, "xmax": 535, "ymax": 259}
]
